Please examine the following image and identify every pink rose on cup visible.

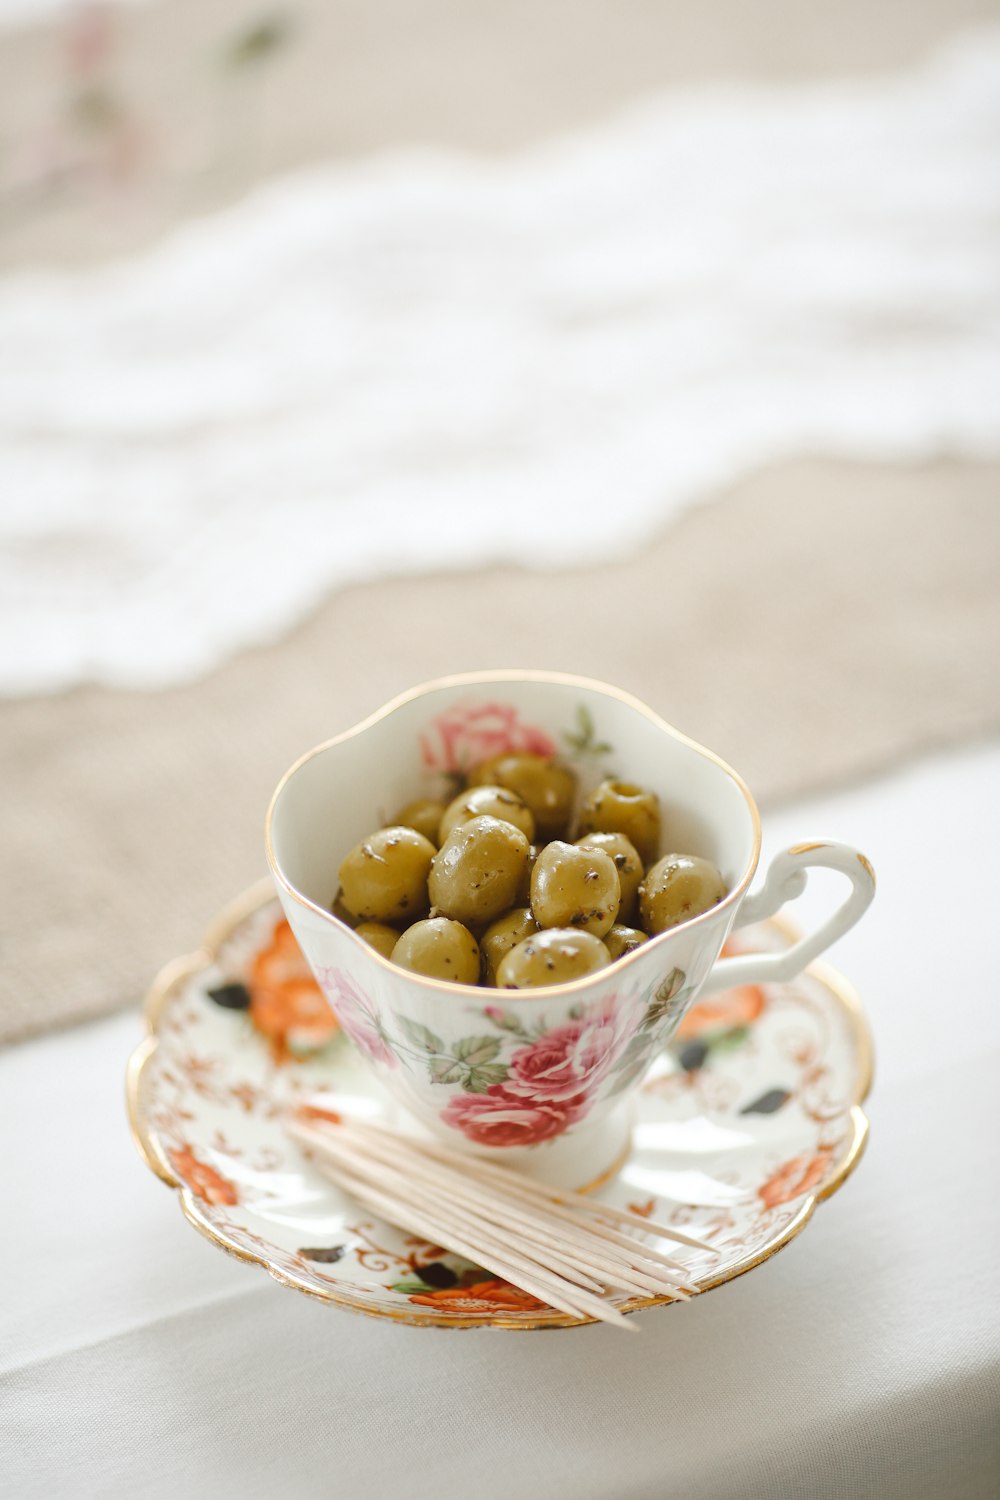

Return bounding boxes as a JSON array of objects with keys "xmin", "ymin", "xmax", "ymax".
[
  {"xmin": 315, "ymin": 967, "xmax": 397, "ymax": 1068},
  {"xmin": 440, "ymin": 1085, "xmax": 587, "ymax": 1147},
  {"xmin": 504, "ymin": 994, "xmax": 644, "ymax": 1103},
  {"xmin": 419, "ymin": 699, "xmax": 556, "ymax": 774}
]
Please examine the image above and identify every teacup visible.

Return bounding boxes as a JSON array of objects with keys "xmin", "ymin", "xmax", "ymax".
[{"xmin": 266, "ymin": 671, "xmax": 875, "ymax": 1189}]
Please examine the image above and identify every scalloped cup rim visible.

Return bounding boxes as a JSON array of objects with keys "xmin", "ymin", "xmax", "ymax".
[{"xmin": 264, "ymin": 669, "xmax": 763, "ymax": 1001}]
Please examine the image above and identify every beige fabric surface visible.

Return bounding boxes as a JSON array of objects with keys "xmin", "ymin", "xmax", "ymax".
[{"xmin": 3, "ymin": 459, "xmax": 999, "ymax": 1044}]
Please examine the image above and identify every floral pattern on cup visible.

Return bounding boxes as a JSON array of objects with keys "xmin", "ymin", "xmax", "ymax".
[
  {"xmin": 313, "ymin": 966, "xmax": 398, "ymax": 1068},
  {"xmin": 502, "ymin": 993, "xmax": 646, "ymax": 1103},
  {"xmin": 440, "ymin": 1087, "xmax": 589, "ymax": 1147},
  {"xmin": 216, "ymin": 894, "xmax": 756, "ymax": 1158},
  {"xmin": 208, "ymin": 914, "xmax": 691, "ymax": 1143},
  {"xmin": 419, "ymin": 698, "xmax": 557, "ymax": 774},
  {"xmin": 342, "ymin": 979, "xmax": 691, "ymax": 1146}
]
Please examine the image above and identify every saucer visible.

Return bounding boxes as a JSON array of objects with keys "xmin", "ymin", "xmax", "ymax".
[{"xmin": 127, "ymin": 880, "xmax": 873, "ymax": 1330}]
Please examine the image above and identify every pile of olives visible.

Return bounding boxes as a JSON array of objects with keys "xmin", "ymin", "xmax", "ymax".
[{"xmin": 334, "ymin": 752, "xmax": 726, "ymax": 990}]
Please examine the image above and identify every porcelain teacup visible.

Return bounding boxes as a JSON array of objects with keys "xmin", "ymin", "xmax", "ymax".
[{"xmin": 266, "ymin": 671, "xmax": 875, "ymax": 1189}]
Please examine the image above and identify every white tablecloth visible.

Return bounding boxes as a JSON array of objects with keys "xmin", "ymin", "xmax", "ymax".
[
  {"xmin": 4, "ymin": 27, "xmax": 1000, "ymax": 697},
  {"xmin": 2, "ymin": 742, "xmax": 999, "ymax": 1498}
]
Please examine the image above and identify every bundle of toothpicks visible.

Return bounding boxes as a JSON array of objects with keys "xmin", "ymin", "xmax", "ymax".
[{"xmin": 288, "ymin": 1113, "xmax": 713, "ymax": 1329}]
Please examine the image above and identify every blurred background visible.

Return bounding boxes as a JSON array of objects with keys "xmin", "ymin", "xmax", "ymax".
[{"xmin": 2, "ymin": 0, "xmax": 999, "ymax": 1040}]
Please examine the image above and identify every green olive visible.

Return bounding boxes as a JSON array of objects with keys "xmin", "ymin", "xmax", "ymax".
[
  {"xmin": 480, "ymin": 906, "xmax": 539, "ymax": 984},
  {"xmin": 496, "ymin": 928, "xmax": 611, "ymax": 989},
  {"xmin": 392, "ymin": 798, "xmax": 447, "ymax": 846},
  {"xmin": 574, "ymin": 831, "xmax": 643, "ymax": 925},
  {"xmin": 331, "ymin": 890, "xmax": 359, "ymax": 928},
  {"xmin": 391, "ymin": 918, "xmax": 480, "ymax": 984},
  {"xmin": 577, "ymin": 779, "xmax": 661, "ymax": 865},
  {"xmin": 530, "ymin": 840, "xmax": 620, "ymax": 937},
  {"xmin": 639, "ymin": 854, "xmax": 727, "ymax": 934},
  {"xmin": 338, "ymin": 826, "xmax": 435, "ymax": 924},
  {"xmin": 515, "ymin": 843, "xmax": 540, "ymax": 907},
  {"xmin": 470, "ymin": 753, "xmax": 576, "ymax": 840},
  {"xmin": 604, "ymin": 923, "xmax": 648, "ymax": 960},
  {"xmin": 354, "ymin": 921, "xmax": 401, "ymax": 959},
  {"xmin": 438, "ymin": 784, "xmax": 535, "ymax": 844},
  {"xmin": 428, "ymin": 815, "xmax": 531, "ymax": 927}
]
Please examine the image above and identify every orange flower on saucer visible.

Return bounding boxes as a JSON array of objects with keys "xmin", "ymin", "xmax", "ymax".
[
  {"xmin": 676, "ymin": 984, "xmax": 765, "ymax": 1041},
  {"xmin": 169, "ymin": 1145, "xmax": 238, "ymax": 1206},
  {"xmin": 758, "ymin": 1151, "xmax": 831, "ymax": 1209},
  {"xmin": 249, "ymin": 919, "xmax": 339, "ymax": 1062},
  {"xmin": 407, "ymin": 1280, "xmax": 546, "ymax": 1312},
  {"xmin": 295, "ymin": 1103, "xmax": 343, "ymax": 1127},
  {"xmin": 674, "ymin": 936, "xmax": 766, "ymax": 1042}
]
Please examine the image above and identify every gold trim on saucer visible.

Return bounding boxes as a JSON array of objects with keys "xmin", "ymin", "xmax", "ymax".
[{"xmin": 125, "ymin": 884, "xmax": 873, "ymax": 1332}]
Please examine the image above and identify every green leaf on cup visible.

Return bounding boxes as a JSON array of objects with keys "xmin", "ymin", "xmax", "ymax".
[
  {"xmin": 484, "ymin": 1007, "xmax": 530, "ymax": 1036},
  {"xmin": 429, "ymin": 1057, "xmax": 466, "ymax": 1085},
  {"xmin": 401, "ymin": 1019, "xmax": 444, "ymax": 1054},
  {"xmin": 463, "ymin": 1063, "xmax": 509, "ymax": 1094},
  {"xmin": 453, "ymin": 1036, "xmax": 501, "ymax": 1065},
  {"xmin": 562, "ymin": 702, "xmax": 612, "ymax": 756}
]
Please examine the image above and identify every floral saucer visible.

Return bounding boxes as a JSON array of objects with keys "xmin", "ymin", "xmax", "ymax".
[{"xmin": 127, "ymin": 881, "xmax": 873, "ymax": 1330}]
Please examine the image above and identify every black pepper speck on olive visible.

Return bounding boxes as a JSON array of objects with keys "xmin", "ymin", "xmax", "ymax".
[
  {"xmin": 496, "ymin": 928, "xmax": 611, "ymax": 989},
  {"xmin": 575, "ymin": 831, "xmax": 644, "ymax": 925},
  {"xmin": 604, "ymin": 924, "xmax": 648, "ymax": 960},
  {"xmin": 428, "ymin": 816, "xmax": 531, "ymax": 927},
  {"xmin": 391, "ymin": 798, "xmax": 448, "ymax": 845},
  {"xmin": 639, "ymin": 854, "xmax": 726, "ymax": 934},
  {"xmin": 334, "ymin": 748, "xmax": 725, "ymax": 988},
  {"xmin": 391, "ymin": 917, "xmax": 480, "ymax": 983},
  {"xmin": 339, "ymin": 826, "xmax": 436, "ymax": 923},
  {"xmin": 577, "ymin": 779, "xmax": 661, "ymax": 865},
  {"xmin": 480, "ymin": 907, "xmax": 539, "ymax": 985},
  {"xmin": 530, "ymin": 840, "xmax": 620, "ymax": 937},
  {"xmin": 470, "ymin": 753, "xmax": 576, "ymax": 840},
  {"xmin": 438, "ymin": 784, "xmax": 535, "ymax": 844}
]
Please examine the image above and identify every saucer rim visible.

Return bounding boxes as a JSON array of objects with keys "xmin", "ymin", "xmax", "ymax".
[{"xmin": 126, "ymin": 879, "xmax": 873, "ymax": 1331}]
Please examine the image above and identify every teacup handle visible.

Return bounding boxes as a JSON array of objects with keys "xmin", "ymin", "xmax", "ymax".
[{"xmin": 700, "ymin": 841, "xmax": 876, "ymax": 995}]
